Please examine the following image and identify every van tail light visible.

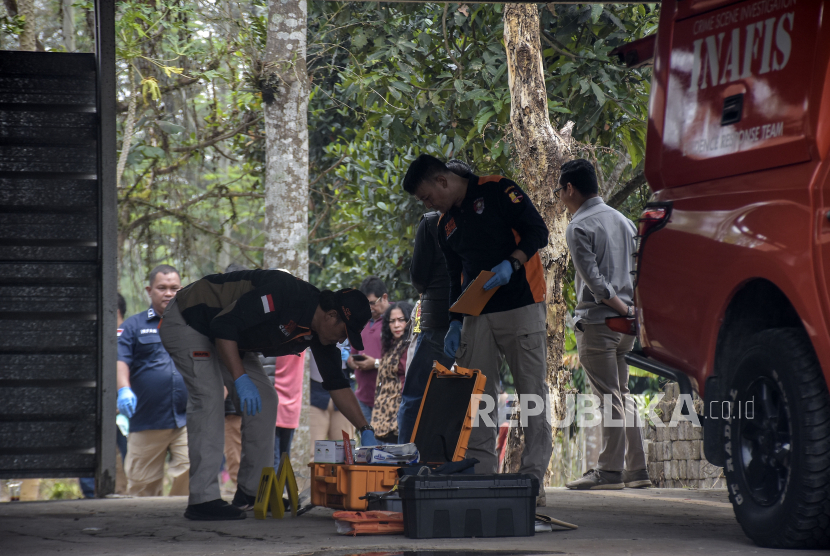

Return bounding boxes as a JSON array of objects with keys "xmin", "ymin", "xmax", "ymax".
[
  {"xmin": 638, "ymin": 205, "xmax": 670, "ymax": 236},
  {"xmin": 605, "ymin": 316, "xmax": 636, "ymax": 335},
  {"xmin": 632, "ymin": 202, "xmax": 672, "ymax": 288}
]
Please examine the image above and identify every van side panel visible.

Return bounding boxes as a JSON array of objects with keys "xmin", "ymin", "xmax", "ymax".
[
  {"xmin": 647, "ymin": 0, "xmax": 825, "ymax": 189},
  {"xmin": 644, "ymin": 2, "xmax": 675, "ymax": 192},
  {"xmin": 637, "ymin": 162, "xmax": 830, "ymax": 391}
]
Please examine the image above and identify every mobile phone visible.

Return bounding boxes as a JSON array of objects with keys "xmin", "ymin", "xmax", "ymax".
[{"xmin": 352, "ymin": 354, "xmax": 367, "ymax": 361}]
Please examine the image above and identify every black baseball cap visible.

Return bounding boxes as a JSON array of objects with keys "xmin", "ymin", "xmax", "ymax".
[{"xmin": 334, "ymin": 288, "xmax": 371, "ymax": 351}]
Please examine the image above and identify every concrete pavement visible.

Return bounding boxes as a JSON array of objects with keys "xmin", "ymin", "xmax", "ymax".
[{"xmin": 1, "ymin": 487, "xmax": 822, "ymax": 555}]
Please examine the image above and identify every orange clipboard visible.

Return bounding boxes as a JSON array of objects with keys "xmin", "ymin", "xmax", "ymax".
[{"xmin": 449, "ymin": 271, "xmax": 498, "ymax": 316}]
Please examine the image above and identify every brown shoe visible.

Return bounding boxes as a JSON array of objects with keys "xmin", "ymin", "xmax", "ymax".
[{"xmin": 565, "ymin": 469, "xmax": 624, "ymax": 490}]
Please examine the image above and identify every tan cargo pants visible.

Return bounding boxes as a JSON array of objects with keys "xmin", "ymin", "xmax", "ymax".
[
  {"xmin": 309, "ymin": 399, "xmax": 355, "ymax": 442},
  {"xmin": 224, "ymin": 415, "xmax": 242, "ymax": 485},
  {"xmin": 456, "ymin": 302, "xmax": 552, "ymax": 489},
  {"xmin": 160, "ymin": 298, "xmax": 278, "ymax": 505},
  {"xmin": 575, "ymin": 322, "xmax": 646, "ymax": 473},
  {"xmin": 125, "ymin": 426, "xmax": 189, "ymax": 497}
]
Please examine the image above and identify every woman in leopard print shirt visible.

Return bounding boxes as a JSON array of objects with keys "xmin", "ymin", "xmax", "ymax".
[{"xmin": 370, "ymin": 301, "xmax": 414, "ymax": 443}]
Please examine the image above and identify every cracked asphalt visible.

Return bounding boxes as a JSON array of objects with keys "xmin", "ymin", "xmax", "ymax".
[{"xmin": 1, "ymin": 487, "xmax": 825, "ymax": 555}]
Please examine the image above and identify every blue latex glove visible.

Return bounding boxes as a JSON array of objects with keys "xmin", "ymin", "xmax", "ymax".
[
  {"xmin": 361, "ymin": 429, "xmax": 379, "ymax": 447},
  {"xmin": 484, "ymin": 259, "xmax": 514, "ymax": 291},
  {"xmin": 340, "ymin": 346, "xmax": 351, "ymax": 362},
  {"xmin": 117, "ymin": 387, "xmax": 136, "ymax": 418},
  {"xmin": 444, "ymin": 320, "xmax": 463, "ymax": 359},
  {"xmin": 234, "ymin": 374, "xmax": 262, "ymax": 416}
]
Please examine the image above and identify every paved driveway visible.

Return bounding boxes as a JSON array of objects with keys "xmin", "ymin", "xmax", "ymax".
[{"xmin": 1, "ymin": 487, "xmax": 823, "ymax": 555}]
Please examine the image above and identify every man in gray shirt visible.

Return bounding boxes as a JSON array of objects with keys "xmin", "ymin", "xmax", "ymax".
[{"xmin": 558, "ymin": 159, "xmax": 651, "ymax": 490}]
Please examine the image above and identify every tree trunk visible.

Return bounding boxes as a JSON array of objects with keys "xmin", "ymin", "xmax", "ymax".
[
  {"xmin": 502, "ymin": 3, "xmax": 572, "ymax": 483},
  {"xmin": 61, "ymin": 0, "xmax": 75, "ymax": 52},
  {"xmin": 263, "ymin": 0, "xmax": 311, "ymax": 492},
  {"xmin": 262, "ymin": 0, "xmax": 309, "ymax": 279},
  {"xmin": 18, "ymin": 0, "xmax": 35, "ymax": 51},
  {"xmin": 3, "ymin": 0, "xmax": 17, "ymax": 17},
  {"xmin": 85, "ymin": 6, "xmax": 95, "ymax": 45}
]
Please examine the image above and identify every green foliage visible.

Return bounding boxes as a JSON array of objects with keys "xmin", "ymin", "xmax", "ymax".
[
  {"xmin": 542, "ymin": 4, "xmax": 656, "ymax": 167},
  {"xmin": 306, "ymin": 2, "xmax": 658, "ymax": 299},
  {"xmin": 46, "ymin": 479, "xmax": 82, "ymax": 500},
  {"xmin": 0, "ymin": 13, "xmax": 26, "ymax": 36},
  {"xmin": 110, "ymin": 1, "xmax": 269, "ymax": 309},
  {"xmin": 2, "ymin": 1, "xmax": 658, "ymax": 308}
]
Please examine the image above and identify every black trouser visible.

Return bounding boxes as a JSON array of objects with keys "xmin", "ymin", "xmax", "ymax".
[{"xmin": 397, "ymin": 325, "xmax": 453, "ymax": 443}]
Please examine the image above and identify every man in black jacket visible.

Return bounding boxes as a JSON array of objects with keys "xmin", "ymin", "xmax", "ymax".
[
  {"xmin": 403, "ymin": 154, "xmax": 552, "ymax": 506},
  {"xmin": 160, "ymin": 269, "xmax": 377, "ymax": 520},
  {"xmin": 397, "ymin": 209, "xmax": 455, "ymax": 443}
]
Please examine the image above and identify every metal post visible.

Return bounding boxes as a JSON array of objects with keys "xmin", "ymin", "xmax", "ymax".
[{"xmin": 95, "ymin": 0, "xmax": 117, "ymax": 497}]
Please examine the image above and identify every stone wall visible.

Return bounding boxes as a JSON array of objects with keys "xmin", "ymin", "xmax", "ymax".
[{"xmin": 645, "ymin": 382, "xmax": 725, "ymax": 488}]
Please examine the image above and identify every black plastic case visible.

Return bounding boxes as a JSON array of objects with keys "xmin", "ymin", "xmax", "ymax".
[{"xmin": 398, "ymin": 473, "xmax": 537, "ymax": 538}]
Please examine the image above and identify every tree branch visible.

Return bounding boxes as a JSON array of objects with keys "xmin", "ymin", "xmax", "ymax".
[
  {"xmin": 212, "ymin": 143, "xmax": 239, "ymax": 162},
  {"xmin": 153, "ymin": 156, "xmax": 191, "ymax": 175},
  {"xmin": 121, "ymin": 189, "xmax": 264, "ymax": 235},
  {"xmin": 115, "ymin": 58, "xmax": 221, "ymax": 113},
  {"xmin": 116, "ymin": 76, "xmax": 138, "ymax": 190},
  {"xmin": 443, "ymin": 4, "xmax": 462, "ymax": 75},
  {"xmin": 308, "ymin": 223, "xmax": 361, "ymax": 244},
  {"xmin": 309, "ymin": 152, "xmax": 347, "ymax": 188},
  {"xmin": 606, "ymin": 153, "xmax": 631, "ymax": 196},
  {"xmin": 607, "ymin": 170, "xmax": 646, "ymax": 209},
  {"xmin": 130, "ymin": 198, "xmax": 265, "ymax": 252},
  {"xmin": 540, "ymin": 30, "xmax": 582, "ymax": 61},
  {"xmin": 170, "ymin": 115, "xmax": 263, "ymax": 153},
  {"xmin": 308, "ymin": 200, "xmax": 330, "ymax": 239}
]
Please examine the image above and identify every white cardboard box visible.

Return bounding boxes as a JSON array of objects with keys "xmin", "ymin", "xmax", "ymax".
[{"xmin": 314, "ymin": 440, "xmax": 356, "ymax": 463}]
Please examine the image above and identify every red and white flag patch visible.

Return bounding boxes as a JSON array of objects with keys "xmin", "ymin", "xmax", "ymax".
[
  {"xmin": 261, "ymin": 294, "xmax": 275, "ymax": 313},
  {"xmin": 116, "ymin": 328, "xmax": 123, "ymax": 337}
]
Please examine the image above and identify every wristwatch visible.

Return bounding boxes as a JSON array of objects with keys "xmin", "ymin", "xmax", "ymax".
[
  {"xmin": 358, "ymin": 424, "xmax": 374, "ymax": 434},
  {"xmin": 626, "ymin": 305, "xmax": 635, "ymax": 317},
  {"xmin": 373, "ymin": 358, "xmax": 380, "ymax": 369},
  {"xmin": 508, "ymin": 256, "xmax": 522, "ymax": 273}
]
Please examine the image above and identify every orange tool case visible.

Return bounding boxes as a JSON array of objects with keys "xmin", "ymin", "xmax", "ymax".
[{"xmin": 310, "ymin": 362, "xmax": 486, "ymax": 510}]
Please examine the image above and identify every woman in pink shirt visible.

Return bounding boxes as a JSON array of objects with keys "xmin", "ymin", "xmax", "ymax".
[{"xmin": 269, "ymin": 353, "xmax": 305, "ymax": 468}]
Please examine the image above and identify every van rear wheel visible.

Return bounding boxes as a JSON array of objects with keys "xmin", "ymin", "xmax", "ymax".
[{"xmin": 724, "ymin": 328, "xmax": 830, "ymax": 548}]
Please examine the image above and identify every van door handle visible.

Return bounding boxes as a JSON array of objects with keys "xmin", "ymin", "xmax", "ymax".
[{"xmin": 721, "ymin": 94, "xmax": 744, "ymax": 126}]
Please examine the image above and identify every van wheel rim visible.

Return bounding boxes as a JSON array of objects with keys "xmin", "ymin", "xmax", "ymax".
[{"xmin": 738, "ymin": 377, "xmax": 791, "ymax": 507}]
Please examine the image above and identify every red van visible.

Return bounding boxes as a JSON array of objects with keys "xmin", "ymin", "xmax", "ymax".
[{"xmin": 629, "ymin": 0, "xmax": 830, "ymax": 548}]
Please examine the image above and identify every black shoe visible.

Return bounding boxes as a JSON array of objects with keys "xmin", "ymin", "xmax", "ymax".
[
  {"xmin": 231, "ymin": 487, "xmax": 257, "ymax": 511},
  {"xmin": 184, "ymin": 499, "xmax": 246, "ymax": 521}
]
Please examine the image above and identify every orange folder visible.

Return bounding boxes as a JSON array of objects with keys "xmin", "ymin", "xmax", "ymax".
[
  {"xmin": 449, "ymin": 271, "xmax": 498, "ymax": 316},
  {"xmin": 333, "ymin": 510, "xmax": 404, "ymax": 536}
]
